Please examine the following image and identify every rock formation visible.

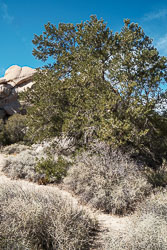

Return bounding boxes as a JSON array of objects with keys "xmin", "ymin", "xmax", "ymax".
[{"xmin": 0, "ymin": 65, "xmax": 36, "ymax": 119}]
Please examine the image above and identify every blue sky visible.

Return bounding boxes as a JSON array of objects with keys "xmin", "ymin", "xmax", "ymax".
[{"xmin": 0, "ymin": 0, "xmax": 167, "ymax": 76}]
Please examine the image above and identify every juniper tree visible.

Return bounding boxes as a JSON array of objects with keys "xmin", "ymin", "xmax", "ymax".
[
  {"xmin": 22, "ymin": 16, "xmax": 167, "ymax": 161},
  {"xmin": 99, "ymin": 20, "xmax": 167, "ymax": 150},
  {"xmin": 22, "ymin": 16, "xmax": 116, "ymax": 143}
]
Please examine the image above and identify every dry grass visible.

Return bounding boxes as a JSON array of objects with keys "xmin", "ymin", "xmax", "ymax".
[
  {"xmin": 103, "ymin": 189, "xmax": 167, "ymax": 249},
  {"xmin": 64, "ymin": 142, "xmax": 152, "ymax": 215},
  {"xmin": 0, "ymin": 178, "xmax": 97, "ymax": 250}
]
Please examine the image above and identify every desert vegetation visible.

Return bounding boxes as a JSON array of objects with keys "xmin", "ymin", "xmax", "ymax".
[
  {"xmin": 0, "ymin": 177, "xmax": 97, "ymax": 249},
  {"xmin": 103, "ymin": 189, "xmax": 167, "ymax": 249},
  {"xmin": 0, "ymin": 15, "xmax": 167, "ymax": 249},
  {"xmin": 64, "ymin": 142, "xmax": 152, "ymax": 214},
  {"xmin": 0, "ymin": 113, "xmax": 27, "ymax": 146},
  {"xmin": 35, "ymin": 156, "xmax": 70, "ymax": 184},
  {"xmin": 21, "ymin": 16, "xmax": 167, "ymax": 167}
]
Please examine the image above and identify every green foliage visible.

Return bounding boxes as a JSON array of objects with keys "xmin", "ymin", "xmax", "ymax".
[
  {"xmin": 21, "ymin": 70, "xmax": 70, "ymax": 142},
  {"xmin": 0, "ymin": 119, "xmax": 6, "ymax": 145},
  {"xmin": 0, "ymin": 114, "xmax": 27, "ymax": 145},
  {"xmin": 35, "ymin": 156, "xmax": 70, "ymax": 184},
  {"xmin": 21, "ymin": 16, "xmax": 167, "ymax": 165},
  {"xmin": 158, "ymin": 90, "xmax": 167, "ymax": 117},
  {"xmin": 145, "ymin": 160, "xmax": 167, "ymax": 187},
  {"xmin": 98, "ymin": 20, "xmax": 167, "ymax": 152}
]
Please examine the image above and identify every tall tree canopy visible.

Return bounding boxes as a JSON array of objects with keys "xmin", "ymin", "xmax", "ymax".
[{"xmin": 22, "ymin": 16, "xmax": 167, "ymax": 163}]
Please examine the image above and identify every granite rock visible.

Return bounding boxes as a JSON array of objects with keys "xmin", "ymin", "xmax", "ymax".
[{"xmin": 0, "ymin": 65, "xmax": 36, "ymax": 118}]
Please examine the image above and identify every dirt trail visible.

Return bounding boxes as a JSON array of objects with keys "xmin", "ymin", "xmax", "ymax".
[{"xmin": 0, "ymin": 153, "xmax": 132, "ymax": 249}]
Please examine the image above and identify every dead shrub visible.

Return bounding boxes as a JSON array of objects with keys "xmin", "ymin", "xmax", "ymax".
[
  {"xmin": 103, "ymin": 190, "xmax": 167, "ymax": 249},
  {"xmin": 0, "ymin": 179, "xmax": 97, "ymax": 250},
  {"xmin": 64, "ymin": 141, "xmax": 152, "ymax": 215}
]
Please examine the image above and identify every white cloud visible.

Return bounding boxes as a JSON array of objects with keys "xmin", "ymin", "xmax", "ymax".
[
  {"xmin": 1, "ymin": 2, "xmax": 14, "ymax": 24},
  {"xmin": 142, "ymin": 9, "xmax": 167, "ymax": 22},
  {"xmin": 155, "ymin": 34, "xmax": 167, "ymax": 56}
]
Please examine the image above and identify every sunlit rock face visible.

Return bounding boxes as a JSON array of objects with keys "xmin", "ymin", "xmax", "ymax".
[{"xmin": 0, "ymin": 65, "xmax": 36, "ymax": 118}]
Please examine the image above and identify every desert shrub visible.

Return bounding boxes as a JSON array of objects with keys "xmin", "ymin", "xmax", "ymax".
[
  {"xmin": 64, "ymin": 141, "xmax": 152, "ymax": 215},
  {"xmin": 2, "ymin": 114, "xmax": 27, "ymax": 145},
  {"xmin": 103, "ymin": 190, "xmax": 167, "ymax": 249},
  {"xmin": 1, "ymin": 147, "xmax": 42, "ymax": 181},
  {"xmin": 138, "ymin": 189, "xmax": 167, "ymax": 220},
  {"xmin": 35, "ymin": 156, "xmax": 70, "ymax": 184},
  {"xmin": 145, "ymin": 160, "xmax": 167, "ymax": 187},
  {"xmin": 103, "ymin": 215, "xmax": 167, "ymax": 250},
  {"xmin": 1, "ymin": 142, "xmax": 71, "ymax": 184},
  {"xmin": 0, "ymin": 178, "xmax": 97, "ymax": 249}
]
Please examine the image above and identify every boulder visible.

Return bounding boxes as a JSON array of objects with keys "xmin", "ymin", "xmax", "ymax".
[
  {"xmin": 16, "ymin": 66, "xmax": 36, "ymax": 85},
  {"xmin": 15, "ymin": 80, "xmax": 35, "ymax": 93},
  {"xmin": 4, "ymin": 65, "xmax": 36, "ymax": 87},
  {"xmin": 0, "ymin": 65, "xmax": 36, "ymax": 118},
  {"xmin": 5, "ymin": 65, "xmax": 22, "ymax": 83}
]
